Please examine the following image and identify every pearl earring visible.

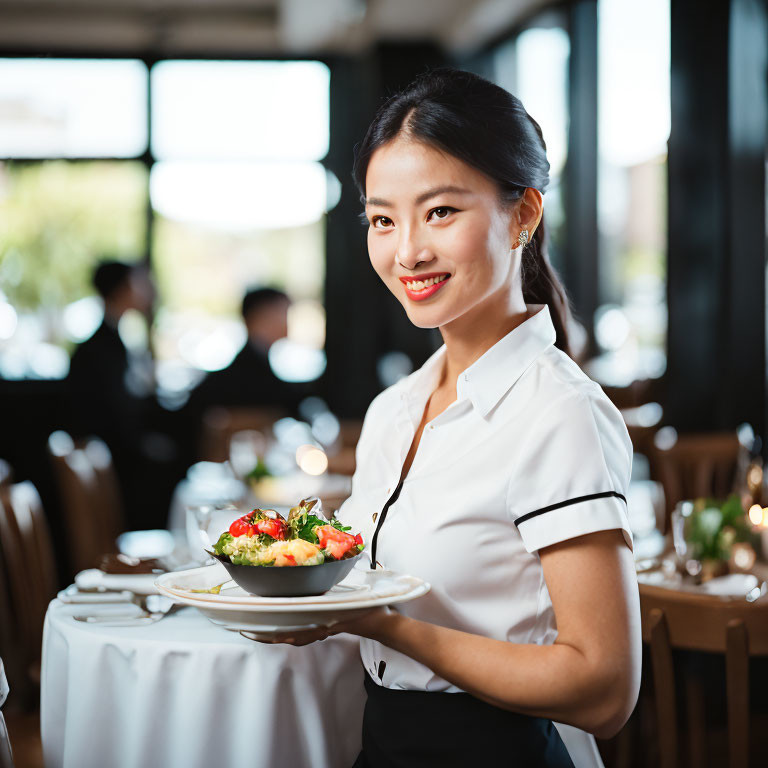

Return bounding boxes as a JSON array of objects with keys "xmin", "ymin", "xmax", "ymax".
[{"xmin": 517, "ymin": 229, "xmax": 529, "ymax": 248}]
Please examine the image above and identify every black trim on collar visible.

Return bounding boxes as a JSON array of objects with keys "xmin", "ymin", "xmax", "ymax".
[{"xmin": 514, "ymin": 491, "xmax": 627, "ymax": 527}]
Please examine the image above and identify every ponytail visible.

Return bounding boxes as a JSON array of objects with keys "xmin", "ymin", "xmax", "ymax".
[{"xmin": 521, "ymin": 214, "xmax": 571, "ymax": 357}]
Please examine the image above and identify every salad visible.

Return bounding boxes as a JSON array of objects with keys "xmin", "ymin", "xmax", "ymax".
[{"xmin": 211, "ymin": 498, "xmax": 364, "ymax": 567}]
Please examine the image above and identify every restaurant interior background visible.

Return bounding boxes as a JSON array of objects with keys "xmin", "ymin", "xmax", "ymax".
[{"xmin": 0, "ymin": 0, "xmax": 766, "ymax": 766}]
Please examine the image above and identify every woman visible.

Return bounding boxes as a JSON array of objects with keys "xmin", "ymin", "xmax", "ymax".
[{"xmin": 267, "ymin": 68, "xmax": 641, "ymax": 767}]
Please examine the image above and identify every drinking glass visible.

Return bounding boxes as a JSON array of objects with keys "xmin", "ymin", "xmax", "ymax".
[
  {"xmin": 671, "ymin": 500, "xmax": 701, "ymax": 577},
  {"xmin": 185, "ymin": 502, "xmax": 241, "ymax": 565}
]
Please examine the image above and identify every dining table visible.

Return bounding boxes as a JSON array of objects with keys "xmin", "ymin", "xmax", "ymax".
[{"xmin": 40, "ymin": 600, "xmax": 365, "ymax": 768}]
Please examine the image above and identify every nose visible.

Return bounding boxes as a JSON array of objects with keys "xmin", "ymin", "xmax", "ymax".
[{"xmin": 396, "ymin": 229, "xmax": 435, "ymax": 271}]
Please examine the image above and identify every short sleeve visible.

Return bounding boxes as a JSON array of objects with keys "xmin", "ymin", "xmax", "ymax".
[{"xmin": 507, "ymin": 388, "xmax": 634, "ymax": 554}]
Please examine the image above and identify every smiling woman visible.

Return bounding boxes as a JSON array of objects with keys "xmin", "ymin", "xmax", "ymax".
[{"xmin": 263, "ymin": 68, "xmax": 641, "ymax": 768}]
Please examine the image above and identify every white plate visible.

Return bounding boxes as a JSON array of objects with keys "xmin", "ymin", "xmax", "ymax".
[
  {"xmin": 158, "ymin": 562, "xmax": 419, "ymax": 606},
  {"xmin": 154, "ymin": 564, "xmax": 430, "ymax": 633}
]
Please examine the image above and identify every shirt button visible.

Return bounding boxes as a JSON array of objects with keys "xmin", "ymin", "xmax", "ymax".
[
  {"xmin": 429, "ymin": 425, "xmax": 434, "ymax": 430},
  {"xmin": 464, "ymin": 374, "xmax": 469, "ymax": 382}
]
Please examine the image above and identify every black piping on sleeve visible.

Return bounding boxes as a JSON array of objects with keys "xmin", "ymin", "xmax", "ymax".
[{"xmin": 514, "ymin": 490, "xmax": 627, "ymax": 527}]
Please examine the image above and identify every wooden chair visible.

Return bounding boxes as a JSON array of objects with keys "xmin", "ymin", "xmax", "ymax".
[
  {"xmin": 338, "ymin": 419, "xmax": 364, "ymax": 450},
  {"xmin": 650, "ymin": 431, "xmax": 740, "ymax": 534},
  {"xmin": 639, "ymin": 583, "xmax": 768, "ymax": 768},
  {"xmin": 323, "ymin": 418, "xmax": 364, "ymax": 477},
  {"xmin": 603, "ymin": 376, "xmax": 665, "ymax": 411},
  {"xmin": 0, "ymin": 480, "xmax": 57, "ymax": 707},
  {"xmin": 0, "ymin": 657, "xmax": 14, "ymax": 768},
  {"xmin": 47, "ymin": 431, "xmax": 123, "ymax": 574},
  {"xmin": 199, "ymin": 406, "xmax": 286, "ymax": 463},
  {"xmin": 622, "ymin": 402, "xmax": 664, "ymax": 482},
  {"xmin": 0, "ymin": 546, "xmax": 24, "ymax": 711}
]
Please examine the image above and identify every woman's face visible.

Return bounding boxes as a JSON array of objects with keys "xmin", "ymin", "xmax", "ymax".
[{"xmin": 365, "ymin": 137, "xmax": 518, "ymax": 330}]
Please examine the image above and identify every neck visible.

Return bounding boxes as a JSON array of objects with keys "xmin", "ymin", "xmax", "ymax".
[{"xmin": 438, "ymin": 283, "xmax": 530, "ymax": 396}]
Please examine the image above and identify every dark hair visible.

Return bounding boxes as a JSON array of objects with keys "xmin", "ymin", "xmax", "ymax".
[
  {"xmin": 92, "ymin": 260, "xmax": 133, "ymax": 300},
  {"xmin": 241, "ymin": 287, "xmax": 289, "ymax": 320},
  {"xmin": 353, "ymin": 67, "xmax": 571, "ymax": 355}
]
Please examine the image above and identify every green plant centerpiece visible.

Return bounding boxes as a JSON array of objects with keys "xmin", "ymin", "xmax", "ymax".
[{"xmin": 680, "ymin": 494, "xmax": 761, "ymax": 580}]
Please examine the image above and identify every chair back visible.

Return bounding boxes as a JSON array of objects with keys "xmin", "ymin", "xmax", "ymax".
[
  {"xmin": 639, "ymin": 584, "xmax": 768, "ymax": 768},
  {"xmin": 199, "ymin": 406, "xmax": 286, "ymax": 462},
  {"xmin": 0, "ymin": 713, "xmax": 13, "ymax": 768},
  {"xmin": 0, "ymin": 660, "xmax": 13, "ymax": 768},
  {"xmin": 0, "ymin": 512, "xmax": 24, "ymax": 703},
  {"xmin": 0, "ymin": 657, "xmax": 12, "ymax": 768},
  {"xmin": 47, "ymin": 431, "xmax": 123, "ymax": 573},
  {"xmin": 651, "ymin": 431, "xmax": 740, "ymax": 533},
  {"xmin": 0, "ymin": 480, "xmax": 56, "ymax": 707},
  {"xmin": 602, "ymin": 376, "xmax": 664, "ymax": 411}
]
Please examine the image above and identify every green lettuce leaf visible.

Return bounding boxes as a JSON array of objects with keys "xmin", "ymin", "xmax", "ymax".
[{"xmin": 212, "ymin": 532, "xmax": 233, "ymax": 555}]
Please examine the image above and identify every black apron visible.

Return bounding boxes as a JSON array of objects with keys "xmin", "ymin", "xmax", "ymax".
[{"xmin": 352, "ymin": 672, "xmax": 576, "ymax": 768}]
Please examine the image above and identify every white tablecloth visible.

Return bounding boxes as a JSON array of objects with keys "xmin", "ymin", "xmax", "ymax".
[{"xmin": 41, "ymin": 601, "xmax": 365, "ymax": 768}]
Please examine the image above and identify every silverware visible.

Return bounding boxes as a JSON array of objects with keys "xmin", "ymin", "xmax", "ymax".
[{"xmin": 188, "ymin": 580, "xmax": 236, "ymax": 594}]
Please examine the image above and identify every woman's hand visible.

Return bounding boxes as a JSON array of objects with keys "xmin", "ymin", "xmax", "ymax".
[{"xmin": 247, "ymin": 606, "xmax": 399, "ymax": 646}]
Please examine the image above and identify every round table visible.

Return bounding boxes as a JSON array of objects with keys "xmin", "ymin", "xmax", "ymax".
[{"xmin": 41, "ymin": 601, "xmax": 365, "ymax": 768}]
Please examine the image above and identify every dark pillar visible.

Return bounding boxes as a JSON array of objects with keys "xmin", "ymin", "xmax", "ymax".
[
  {"xmin": 666, "ymin": 0, "xmax": 767, "ymax": 437},
  {"xmin": 564, "ymin": 0, "xmax": 599, "ymax": 354}
]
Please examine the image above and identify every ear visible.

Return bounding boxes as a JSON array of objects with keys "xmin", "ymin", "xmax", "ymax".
[{"xmin": 509, "ymin": 187, "xmax": 544, "ymax": 243}]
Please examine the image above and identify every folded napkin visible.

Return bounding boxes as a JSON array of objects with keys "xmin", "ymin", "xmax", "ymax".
[
  {"xmin": 699, "ymin": 573, "xmax": 759, "ymax": 597},
  {"xmin": 74, "ymin": 569, "xmax": 160, "ymax": 596}
]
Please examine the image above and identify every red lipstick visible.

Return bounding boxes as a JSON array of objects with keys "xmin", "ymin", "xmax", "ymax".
[{"xmin": 398, "ymin": 273, "xmax": 451, "ymax": 302}]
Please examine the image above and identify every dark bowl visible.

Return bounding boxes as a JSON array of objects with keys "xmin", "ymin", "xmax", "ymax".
[{"xmin": 210, "ymin": 551, "xmax": 363, "ymax": 597}]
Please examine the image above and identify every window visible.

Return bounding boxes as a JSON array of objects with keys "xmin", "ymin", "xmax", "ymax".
[
  {"xmin": 0, "ymin": 57, "xmax": 332, "ymax": 386},
  {"xmin": 0, "ymin": 160, "xmax": 148, "ymax": 378},
  {"xmin": 151, "ymin": 60, "xmax": 329, "ymax": 161},
  {"xmin": 148, "ymin": 60, "xmax": 332, "ymax": 386},
  {"xmin": 0, "ymin": 58, "xmax": 147, "ymax": 158},
  {"xmin": 595, "ymin": 0, "xmax": 670, "ymax": 383}
]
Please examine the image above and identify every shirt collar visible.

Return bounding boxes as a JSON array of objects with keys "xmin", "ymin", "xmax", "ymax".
[{"xmin": 400, "ymin": 303, "xmax": 557, "ymax": 419}]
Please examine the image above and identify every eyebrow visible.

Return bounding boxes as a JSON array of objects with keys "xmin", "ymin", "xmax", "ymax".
[{"xmin": 365, "ymin": 185, "xmax": 471, "ymax": 208}]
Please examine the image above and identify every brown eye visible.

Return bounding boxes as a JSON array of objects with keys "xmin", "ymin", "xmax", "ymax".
[
  {"xmin": 372, "ymin": 216, "xmax": 394, "ymax": 229},
  {"xmin": 427, "ymin": 206, "xmax": 456, "ymax": 221}
]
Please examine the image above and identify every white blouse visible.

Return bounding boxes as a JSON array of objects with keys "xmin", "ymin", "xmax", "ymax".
[{"xmin": 338, "ymin": 303, "xmax": 633, "ymax": 768}]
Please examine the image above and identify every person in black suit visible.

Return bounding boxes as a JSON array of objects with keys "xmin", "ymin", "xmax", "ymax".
[
  {"xmin": 68, "ymin": 261, "xmax": 155, "ymax": 449},
  {"xmin": 67, "ymin": 260, "xmax": 177, "ymax": 529},
  {"xmin": 186, "ymin": 287, "xmax": 302, "ymax": 417}
]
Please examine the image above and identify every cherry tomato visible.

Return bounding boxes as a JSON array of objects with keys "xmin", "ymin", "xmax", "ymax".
[
  {"xmin": 255, "ymin": 519, "xmax": 288, "ymax": 540},
  {"xmin": 229, "ymin": 518, "xmax": 250, "ymax": 537},
  {"xmin": 315, "ymin": 525, "xmax": 357, "ymax": 559}
]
